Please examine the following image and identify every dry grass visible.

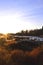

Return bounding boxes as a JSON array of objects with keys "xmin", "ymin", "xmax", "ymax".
[{"xmin": 0, "ymin": 45, "xmax": 43, "ymax": 65}]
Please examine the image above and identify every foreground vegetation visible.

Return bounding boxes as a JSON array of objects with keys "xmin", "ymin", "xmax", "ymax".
[
  {"xmin": 0, "ymin": 46, "xmax": 43, "ymax": 65},
  {"xmin": 0, "ymin": 35, "xmax": 43, "ymax": 65}
]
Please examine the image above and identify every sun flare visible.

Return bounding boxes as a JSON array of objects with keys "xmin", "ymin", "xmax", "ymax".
[{"xmin": 0, "ymin": 14, "xmax": 36, "ymax": 34}]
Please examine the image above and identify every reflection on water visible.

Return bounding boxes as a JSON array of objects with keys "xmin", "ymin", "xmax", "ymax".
[{"xmin": 14, "ymin": 36, "xmax": 43, "ymax": 41}]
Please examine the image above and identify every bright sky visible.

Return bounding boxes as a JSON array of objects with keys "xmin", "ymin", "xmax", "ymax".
[{"xmin": 0, "ymin": 0, "xmax": 43, "ymax": 33}]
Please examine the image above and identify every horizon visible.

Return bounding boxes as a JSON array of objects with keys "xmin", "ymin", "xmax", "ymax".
[
  {"xmin": 0, "ymin": 0, "xmax": 43, "ymax": 33},
  {"xmin": 0, "ymin": 27, "xmax": 42, "ymax": 35}
]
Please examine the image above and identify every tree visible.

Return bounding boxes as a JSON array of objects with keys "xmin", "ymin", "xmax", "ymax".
[
  {"xmin": 25, "ymin": 30, "xmax": 29, "ymax": 35},
  {"xmin": 42, "ymin": 26, "xmax": 43, "ymax": 30}
]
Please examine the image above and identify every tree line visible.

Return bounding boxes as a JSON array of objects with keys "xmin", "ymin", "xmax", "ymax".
[{"xmin": 16, "ymin": 26, "xmax": 43, "ymax": 36}]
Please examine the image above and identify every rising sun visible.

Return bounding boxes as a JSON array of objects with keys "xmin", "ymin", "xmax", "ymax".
[{"xmin": 0, "ymin": 14, "xmax": 35, "ymax": 34}]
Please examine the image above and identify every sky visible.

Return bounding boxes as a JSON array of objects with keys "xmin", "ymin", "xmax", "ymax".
[{"xmin": 0, "ymin": 0, "xmax": 43, "ymax": 33}]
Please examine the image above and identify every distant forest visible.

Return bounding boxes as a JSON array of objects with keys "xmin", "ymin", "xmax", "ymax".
[{"xmin": 16, "ymin": 26, "xmax": 43, "ymax": 36}]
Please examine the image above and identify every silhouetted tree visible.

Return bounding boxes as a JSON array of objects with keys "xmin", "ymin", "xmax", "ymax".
[{"xmin": 42, "ymin": 26, "xmax": 43, "ymax": 30}]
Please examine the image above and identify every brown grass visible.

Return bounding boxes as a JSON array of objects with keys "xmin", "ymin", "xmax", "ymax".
[{"xmin": 0, "ymin": 42, "xmax": 43, "ymax": 65}]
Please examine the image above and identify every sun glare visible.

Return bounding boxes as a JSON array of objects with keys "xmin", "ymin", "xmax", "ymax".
[{"xmin": 0, "ymin": 14, "xmax": 36, "ymax": 34}]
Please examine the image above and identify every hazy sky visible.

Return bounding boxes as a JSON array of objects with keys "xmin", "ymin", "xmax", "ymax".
[{"xmin": 0, "ymin": 0, "xmax": 43, "ymax": 33}]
